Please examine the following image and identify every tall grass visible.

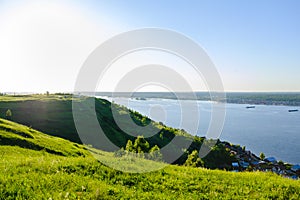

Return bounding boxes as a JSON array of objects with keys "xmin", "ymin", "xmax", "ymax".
[{"xmin": 1, "ymin": 146, "xmax": 299, "ymax": 199}]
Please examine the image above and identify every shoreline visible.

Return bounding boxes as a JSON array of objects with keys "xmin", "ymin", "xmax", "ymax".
[{"xmin": 96, "ymin": 95, "xmax": 300, "ymax": 108}]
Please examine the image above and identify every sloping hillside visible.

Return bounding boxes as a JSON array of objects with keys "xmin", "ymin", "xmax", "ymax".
[
  {"xmin": 0, "ymin": 118, "xmax": 88, "ymax": 157},
  {"xmin": 0, "ymin": 95, "xmax": 235, "ymax": 167},
  {"xmin": 1, "ymin": 136, "xmax": 300, "ymax": 199},
  {"xmin": 0, "ymin": 95, "xmax": 178, "ymax": 146},
  {"xmin": 0, "ymin": 116, "xmax": 299, "ymax": 199}
]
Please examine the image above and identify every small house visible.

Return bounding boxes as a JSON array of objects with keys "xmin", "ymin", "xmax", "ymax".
[
  {"xmin": 265, "ymin": 157, "xmax": 277, "ymax": 164},
  {"xmin": 230, "ymin": 150, "xmax": 237, "ymax": 155},
  {"xmin": 291, "ymin": 164, "xmax": 300, "ymax": 172},
  {"xmin": 232, "ymin": 162, "xmax": 239, "ymax": 168},
  {"xmin": 240, "ymin": 161, "xmax": 249, "ymax": 168},
  {"xmin": 291, "ymin": 175, "xmax": 298, "ymax": 180},
  {"xmin": 251, "ymin": 161, "xmax": 259, "ymax": 166}
]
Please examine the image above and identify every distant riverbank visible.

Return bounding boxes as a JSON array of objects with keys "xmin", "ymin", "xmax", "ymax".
[{"xmin": 95, "ymin": 92, "xmax": 300, "ymax": 106}]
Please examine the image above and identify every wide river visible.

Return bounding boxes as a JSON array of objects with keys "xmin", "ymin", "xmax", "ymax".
[{"xmin": 98, "ymin": 97, "xmax": 300, "ymax": 164}]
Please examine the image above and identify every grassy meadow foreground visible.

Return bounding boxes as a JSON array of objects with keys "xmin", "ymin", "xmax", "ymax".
[
  {"xmin": 0, "ymin": 94, "xmax": 299, "ymax": 199},
  {"xmin": 1, "ymin": 119, "xmax": 300, "ymax": 199}
]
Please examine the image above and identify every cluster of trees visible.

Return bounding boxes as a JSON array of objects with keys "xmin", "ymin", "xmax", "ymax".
[
  {"xmin": 184, "ymin": 150, "xmax": 204, "ymax": 167},
  {"xmin": 113, "ymin": 133, "xmax": 237, "ymax": 169},
  {"xmin": 182, "ymin": 142, "xmax": 235, "ymax": 169},
  {"xmin": 114, "ymin": 136, "xmax": 163, "ymax": 161},
  {"xmin": 129, "ymin": 111, "xmax": 151, "ymax": 127},
  {"xmin": 226, "ymin": 93, "xmax": 300, "ymax": 106}
]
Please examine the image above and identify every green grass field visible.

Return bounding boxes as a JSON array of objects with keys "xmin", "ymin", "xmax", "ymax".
[{"xmin": 0, "ymin": 118, "xmax": 300, "ymax": 199}]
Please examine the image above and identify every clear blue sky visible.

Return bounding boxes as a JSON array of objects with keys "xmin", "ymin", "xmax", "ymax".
[{"xmin": 1, "ymin": 0, "xmax": 300, "ymax": 92}]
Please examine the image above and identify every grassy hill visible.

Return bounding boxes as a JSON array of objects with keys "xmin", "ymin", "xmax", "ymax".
[
  {"xmin": 0, "ymin": 118, "xmax": 88, "ymax": 157},
  {"xmin": 0, "ymin": 94, "xmax": 82, "ymax": 144},
  {"xmin": 0, "ymin": 94, "xmax": 235, "ymax": 168},
  {"xmin": 0, "ymin": 94, "xmax": 179, "ymax": 146},
  {"xmin": 0, "ymin": 119, "xmax": 299, "ymax": 199}
]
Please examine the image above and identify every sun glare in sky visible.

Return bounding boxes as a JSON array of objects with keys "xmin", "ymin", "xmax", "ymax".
[
  {"xmin": 1, "ymin": 0, "xmax": 300, "ymax": 92},
  {"xmin": 0, "ymin": 0, "xmax": 121, "ymax": 93}
]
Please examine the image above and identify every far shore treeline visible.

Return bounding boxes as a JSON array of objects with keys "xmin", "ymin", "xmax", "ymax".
[{"xmin": 96, "ymin": 92, "xmax": 300, "ymax": 106}]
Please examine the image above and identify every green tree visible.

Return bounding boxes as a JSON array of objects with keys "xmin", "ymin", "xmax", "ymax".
[
  {"xmin": 133, "ymin": 136, "xmax": 150, "ymax": 153},
  {"xmin": 148, "ymin": 145, "xmax": 163, "ymax": 161},
  {"xmin": 203, "ymin": 143, "xmax": 235, "ymax": 169},
  {"xmin": 5, "ymin": 109, "xmax": 12, "ymax": 119},
  {"xmin": 184, "ymin": 150, "xmax": 204, "ymax": 167},
  {"xmin": 278, "ymin": 160, "xmax": 284, "ymax": 167},
  {"xmin": 260, "ymin": 152, "xmax": 265, "ymax": 160},
  {"xmin": 125, "ymin": 140, "xmax": 134, "ymax": 152}
]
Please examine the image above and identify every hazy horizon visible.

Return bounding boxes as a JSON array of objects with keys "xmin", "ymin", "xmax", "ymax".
[{"xmin": 2, "ymin": 91, "xmax": 300, "ymax": 94}]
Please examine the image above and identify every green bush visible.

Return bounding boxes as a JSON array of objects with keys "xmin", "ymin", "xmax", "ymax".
[
  {"xmin": 148, "ymin": 145, "xmax": 163, "ymax": 161},
  {"xmin": 113, "ymin": 147, "xmax": 126, "ymax": 157},
  {"xmin": 5, "ymin": 109, "xmax": 12, "ymax": 119}
]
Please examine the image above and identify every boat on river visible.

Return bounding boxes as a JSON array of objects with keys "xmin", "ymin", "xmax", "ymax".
[{"xmin": 288, "ymin": 109, "xmax": 298, "ymax": 112}]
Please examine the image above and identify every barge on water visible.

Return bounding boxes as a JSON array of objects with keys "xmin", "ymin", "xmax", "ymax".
[{"xmin": 288, "ymin": 109, "xmax": 299, "ymax": 112}]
